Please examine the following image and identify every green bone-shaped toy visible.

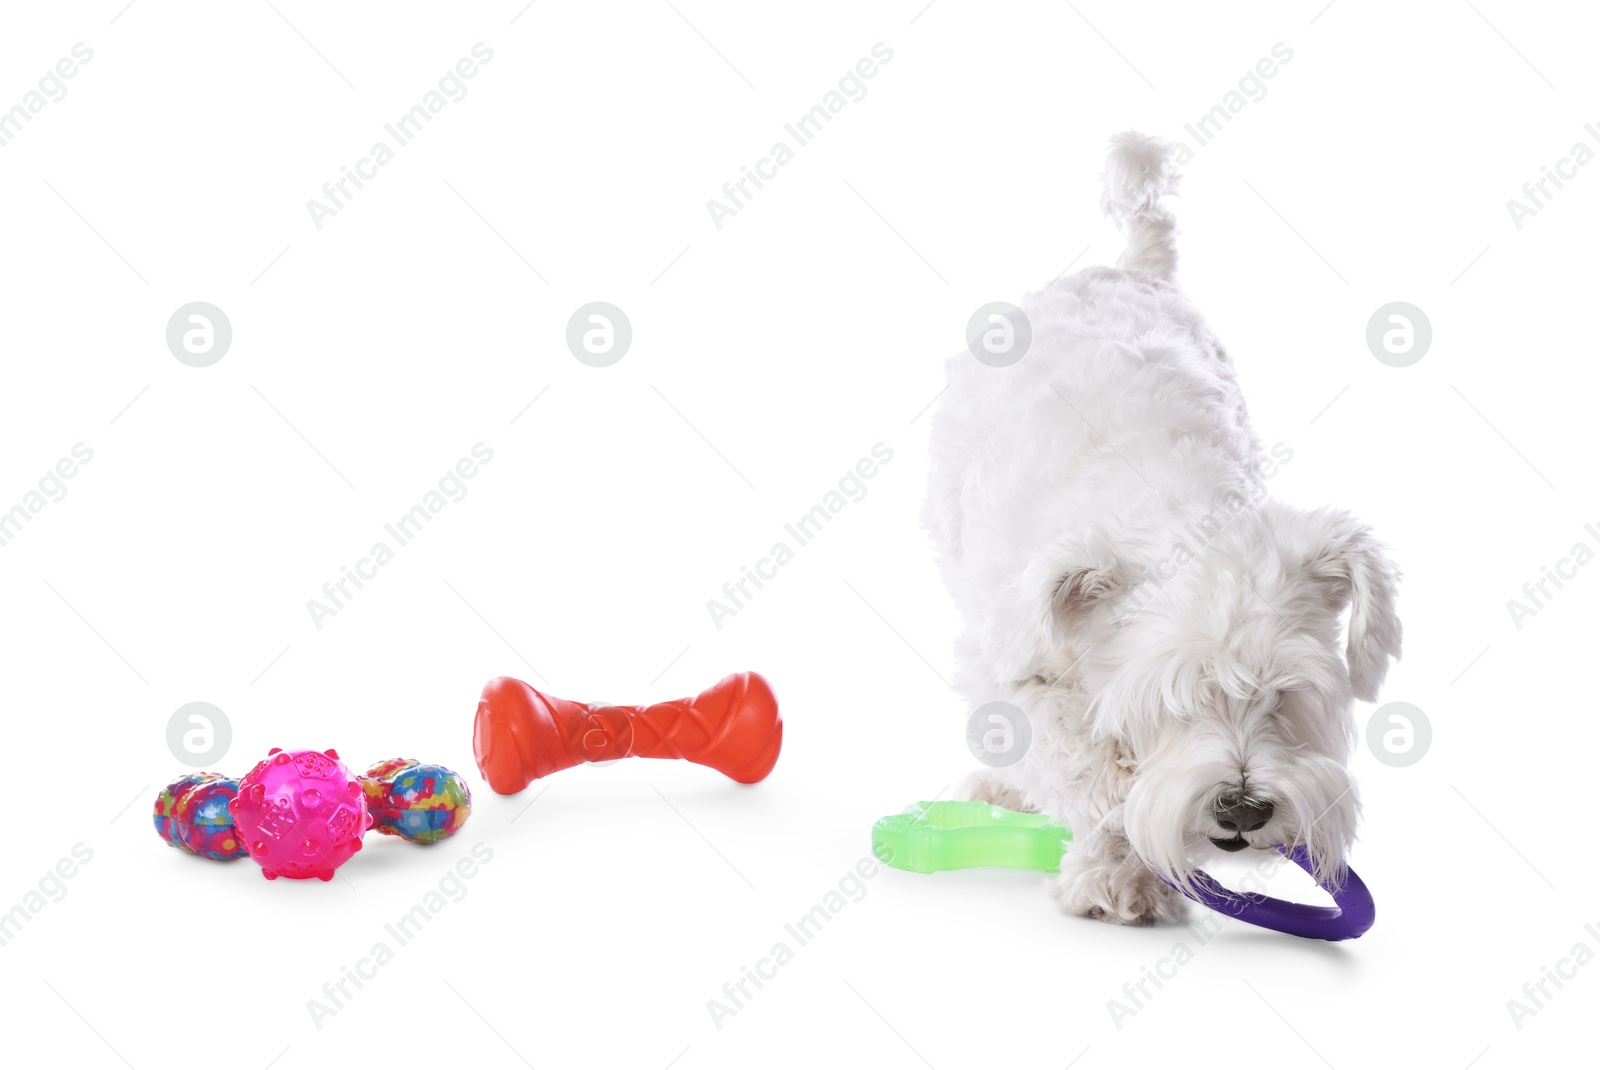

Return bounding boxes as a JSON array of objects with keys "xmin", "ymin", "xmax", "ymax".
[{"xmin": 871, "ymin": 800, "xmax": 1071, "ymax": 873}]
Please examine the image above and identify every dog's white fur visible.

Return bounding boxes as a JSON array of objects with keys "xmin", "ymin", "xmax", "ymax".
[{"xmin": 924, "ymin": 132, "xmax": 1401, "ymax": 924}]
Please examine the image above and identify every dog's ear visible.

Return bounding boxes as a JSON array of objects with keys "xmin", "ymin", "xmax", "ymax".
[
  {"xmin": 1296, "ymin": 509, "xmax": 1403, "ymax": 702},
  {"xmin": 1050, "ymin": 563, "xmax": 1127, "ymax": 634}
]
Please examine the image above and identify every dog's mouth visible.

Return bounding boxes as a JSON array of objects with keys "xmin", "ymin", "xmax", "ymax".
[{"xmin": 1208, "ymin": 835, "xmax": 1251, "ymax": 852}]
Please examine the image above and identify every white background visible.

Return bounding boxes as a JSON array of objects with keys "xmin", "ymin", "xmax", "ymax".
[{"xmin": 1, "ymin": 1, "xmax": 1596, "ymax": 1067}]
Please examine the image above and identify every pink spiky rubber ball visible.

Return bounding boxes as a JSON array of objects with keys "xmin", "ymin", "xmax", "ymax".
[{"xmin": 227, "ymin": 748, "xmax": 373, "ymax": 881}]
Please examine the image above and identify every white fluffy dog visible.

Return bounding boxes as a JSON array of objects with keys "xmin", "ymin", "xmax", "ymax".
[{"xmin": 924, "ymin": 132, "xmax": 1401, "ymax": 924}]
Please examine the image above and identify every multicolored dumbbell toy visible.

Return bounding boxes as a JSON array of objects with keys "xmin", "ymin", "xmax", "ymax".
[
  {"xmin": 154, "ymin": 772, "xmax": 245, "ymax": 860},
  {"xmin": 154, "ymin": 750, "xmax": 472, "ymax": 880},
  {"xmin": 473, "ymin": 671, "xmax": 782, "ymax": 794}
]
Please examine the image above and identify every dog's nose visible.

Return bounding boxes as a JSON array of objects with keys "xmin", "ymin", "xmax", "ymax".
[{"xmin": 1215, "ymin": 793, "xmax": 1273, "ymax": 833}]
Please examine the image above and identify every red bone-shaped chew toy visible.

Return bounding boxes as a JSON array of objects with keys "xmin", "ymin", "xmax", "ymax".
[{"xmin": 473, "ymin": 671, "xmax": 782, "ymax": 794}]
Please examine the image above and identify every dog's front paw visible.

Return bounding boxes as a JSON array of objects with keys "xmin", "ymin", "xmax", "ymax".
[
  {"xmin": 952, "ymin": 768, "xmax": 1035, "ymax": 812},
  {"xmin": 1052, "ymin": 852, "xmax": 1187, "ymax": 926}
]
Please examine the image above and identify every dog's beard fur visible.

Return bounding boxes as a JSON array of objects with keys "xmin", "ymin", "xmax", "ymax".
[
  {"xmin": 1095, "ymin": 613, "xmax": 1361, "ymax": 893},
  {"xmin": 1057, "ymin": 502, "xmax": 1394, "ymax": 893}
]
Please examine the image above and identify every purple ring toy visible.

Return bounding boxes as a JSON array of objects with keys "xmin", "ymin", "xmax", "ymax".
[{"xmin": 1165, "ymin": 845, "xmax": 1375, "ymax": 941}]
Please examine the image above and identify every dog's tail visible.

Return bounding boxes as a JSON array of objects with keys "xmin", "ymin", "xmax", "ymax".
[{"xmin": 1100, "ymin": 131, "xmax": 1180, "ymax": 282}]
